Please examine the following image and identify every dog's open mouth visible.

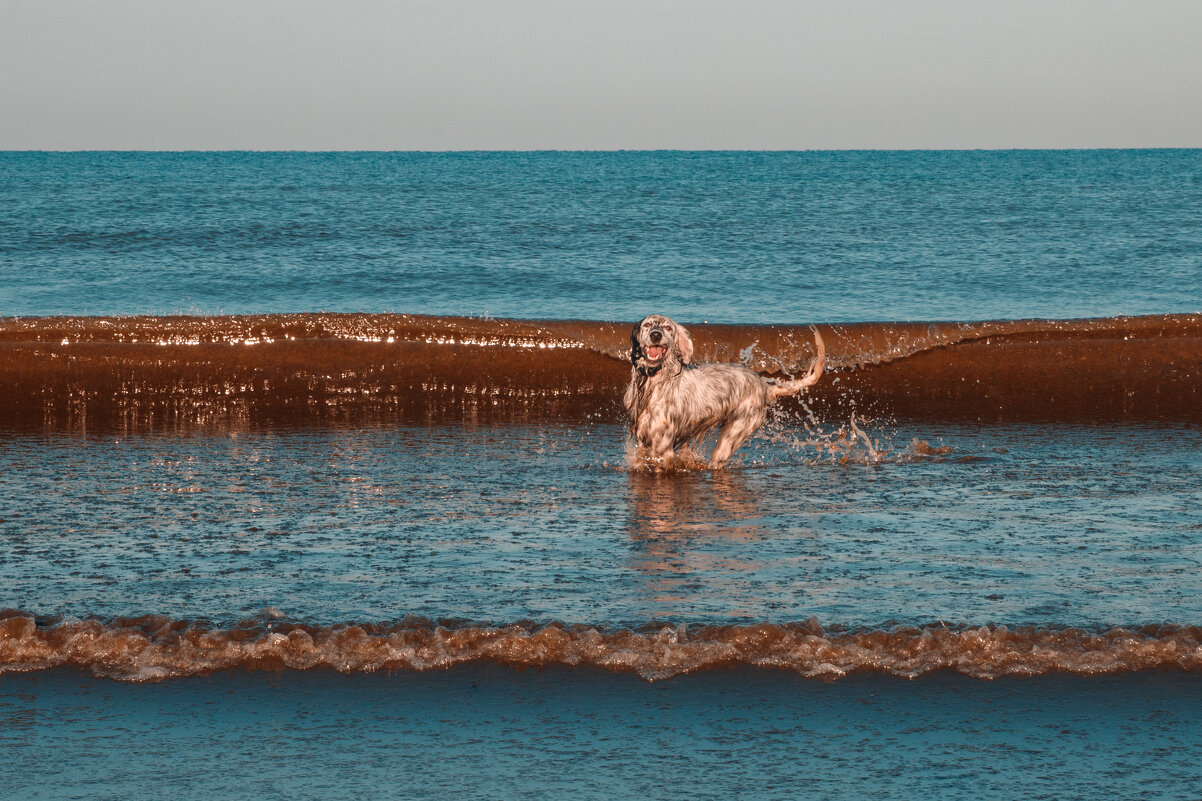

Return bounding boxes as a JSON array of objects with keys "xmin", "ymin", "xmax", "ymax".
[{"xmin": 644, "ymin": 345, "xmax": 667, "ymax": 362}]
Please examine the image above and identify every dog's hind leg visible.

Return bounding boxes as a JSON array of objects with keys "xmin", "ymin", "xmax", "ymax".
[{"xmin": 709, "ymin": 408, "xmax": 766, "ymax": 469}]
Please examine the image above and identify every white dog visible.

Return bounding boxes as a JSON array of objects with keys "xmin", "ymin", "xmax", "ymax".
[{"xmin": 624, "ymin": 314, "xmax": 825, "ymax": 468}]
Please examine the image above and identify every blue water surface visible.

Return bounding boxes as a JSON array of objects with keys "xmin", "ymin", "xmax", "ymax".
[
  {"xmin": 4, "ymin": 668, "xmax": 1201, "ymax": 801},
  {"xmin": 3, "ymin": 150, "xmax": 1200, "ymax": 322},
  {"xmin": 3, "ymin": 422, "xmax": 1200, "ymax": 627}
]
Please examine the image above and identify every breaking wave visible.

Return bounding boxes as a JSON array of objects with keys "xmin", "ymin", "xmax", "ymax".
[
  {"xmin": 1, "ymin": 312, "xmax": 1199, "ymax": 429},
  {"xmin": 3, "ymin": 611, "xmax": 1200, "ymax": 682}
]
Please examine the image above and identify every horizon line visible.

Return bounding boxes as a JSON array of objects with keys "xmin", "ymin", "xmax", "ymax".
[{"xmin": 4, "ymin": 146, "xmax": 1200, "ymax": 154}]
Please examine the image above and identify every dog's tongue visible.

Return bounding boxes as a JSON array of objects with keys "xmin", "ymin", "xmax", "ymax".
[{"xmin": 645, "ymin": 345, "xmax": 666, "ymax": 360}]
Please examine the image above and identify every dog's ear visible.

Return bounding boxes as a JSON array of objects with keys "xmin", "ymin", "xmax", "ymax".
[
  {"xmin": 675, "ymin": 324, "xmax": 693, "ymax": 365},
  {"xmin": 630, "ymin": 321, "xmax": 643, "ymax": 365}
]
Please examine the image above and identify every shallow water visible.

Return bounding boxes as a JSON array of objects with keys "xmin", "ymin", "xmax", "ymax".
[
  {"xmin": 2, "ymin": 421, "xmax": 1200, "ymax": 629},
  {"xmin": 2, "ymin": 421, "xmax": 1201, "ymax": 683}
]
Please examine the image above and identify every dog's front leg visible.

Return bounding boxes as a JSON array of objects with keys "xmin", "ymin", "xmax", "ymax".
[{"xmin": 646, "ymin": 429, "xmax": 676, "ymax": 470}]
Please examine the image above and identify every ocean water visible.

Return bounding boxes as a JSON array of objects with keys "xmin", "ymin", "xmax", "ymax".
[
  {"xmin": 3, "ymin": 150, "xmax": 1201, "ymax": 322},
  {"xmin": 2, "ymin": 151, "xmax": 1202, "ymax": 799}
]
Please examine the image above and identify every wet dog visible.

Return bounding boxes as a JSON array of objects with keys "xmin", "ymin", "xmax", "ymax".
[{"xmin": 624, "ymin": 314, "xmax": 825, "ymax": 469}]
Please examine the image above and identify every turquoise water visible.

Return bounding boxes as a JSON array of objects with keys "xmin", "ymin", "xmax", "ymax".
[
  {"xmin": 4, "ymin": 668, "xmax": 1201, "ymax": 801},
  {"xmin": 3, "ymin": 150, "xmax": 1200, "ymax": 322},
  {"xmin": 3, "ymin": 423, "xmax": 1201, "ymax": 628}
]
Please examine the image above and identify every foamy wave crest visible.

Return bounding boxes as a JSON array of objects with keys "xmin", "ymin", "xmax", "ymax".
[{"xmin": 3, "ymin": 612, "xmax": 1201, "ymax": 682}]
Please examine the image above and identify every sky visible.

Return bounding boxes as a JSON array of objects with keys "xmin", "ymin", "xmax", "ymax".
[{"xmin": 2, "ymin": 0, "xmax": 1200, "ymax": 150}]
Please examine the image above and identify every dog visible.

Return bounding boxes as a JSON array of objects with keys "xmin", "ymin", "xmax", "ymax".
[{"xmin": 624, "ymin": 314, "xmax": 825, "ymax": 469}]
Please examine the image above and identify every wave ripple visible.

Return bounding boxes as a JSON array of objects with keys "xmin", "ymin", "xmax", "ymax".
[{"xmin": 3, "ymin": 612, "xmax": 1201, "ymax": 682}]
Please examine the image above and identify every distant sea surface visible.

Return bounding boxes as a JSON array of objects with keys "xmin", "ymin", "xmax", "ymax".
[
  {"xmin": 2, "ymin": 151, "xmax": 1201, "ymax": 800},
  {"xmin": 3, "ymin": 150, "xmax": 1200, "ymax": 321}
]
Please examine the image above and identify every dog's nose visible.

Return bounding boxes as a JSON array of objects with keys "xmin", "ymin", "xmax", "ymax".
[{"xmin": 649, "ymin": 329, "xmax": 663, "ymax": 344}]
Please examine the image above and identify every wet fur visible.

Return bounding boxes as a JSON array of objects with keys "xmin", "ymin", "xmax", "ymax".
[{"xmin": 624, "ymin": 314, "xmax": 825, "ymax": 469}]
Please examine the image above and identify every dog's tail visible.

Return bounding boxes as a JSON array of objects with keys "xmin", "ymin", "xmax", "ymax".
[{"xmin": 768, "ymin": 326, "xmax": 826, "ymax": 399}]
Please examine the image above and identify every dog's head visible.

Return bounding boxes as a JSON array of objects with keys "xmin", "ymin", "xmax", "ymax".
[{"xmin": 630, "ymin": 314, "xmax": 693, "ymax": 374}]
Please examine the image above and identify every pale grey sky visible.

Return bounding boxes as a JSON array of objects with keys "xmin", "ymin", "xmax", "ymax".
[{"xmin": 2, "ymin": 0, "xmax": 1199, "ymax": 149}]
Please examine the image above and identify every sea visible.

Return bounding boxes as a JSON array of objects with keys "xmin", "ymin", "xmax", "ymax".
[{"xmin": 1, "ymin": 150, "xmax": 1201, "ymax": 800}]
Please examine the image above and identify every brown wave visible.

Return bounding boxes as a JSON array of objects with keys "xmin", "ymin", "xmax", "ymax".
[
  {"xmin": 1, "ymin": 312, "xmax": 1199, "ymax": 429},
  {"xmin": 2, "ymin": 612, "xmax": 1200, "ymax": 682}
]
